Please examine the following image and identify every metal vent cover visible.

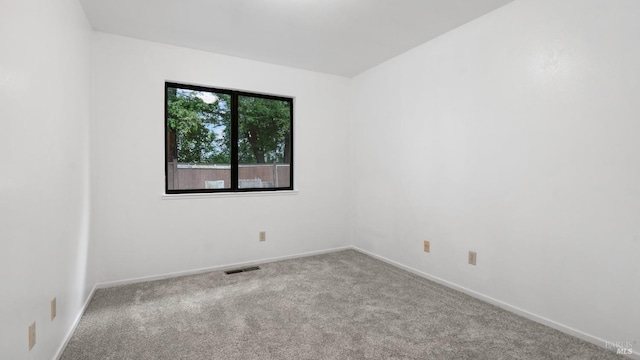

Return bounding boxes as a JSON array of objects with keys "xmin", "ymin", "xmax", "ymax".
[{"xmin": 225, "ymin": 266, "xmax": 260, "ymax": 275}]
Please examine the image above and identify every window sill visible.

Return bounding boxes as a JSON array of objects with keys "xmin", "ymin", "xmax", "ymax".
[{"xmin": 161, "ymin": 190, "xmax": 299, "ymax": 200}]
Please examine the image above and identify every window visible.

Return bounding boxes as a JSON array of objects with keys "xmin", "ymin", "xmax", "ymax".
[{"xmin": 165, "ymin": 82, "xmax": 293, "ymax": 194}]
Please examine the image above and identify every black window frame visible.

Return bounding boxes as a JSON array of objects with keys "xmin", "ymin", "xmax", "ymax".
[{"xmin": 165, "ymin": 82, "xmax": 294, "ymax": 194}]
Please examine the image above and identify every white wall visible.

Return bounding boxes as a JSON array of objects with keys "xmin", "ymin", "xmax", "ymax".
[
  {"xmin": 351, "ymin": 0, "xmax": 639, "ymax": 350},
  {"xmin": 91, "ymin": 34, "xmax": 352, "ymax": 283},
  {"xmin": 0, "ymin": 0, "xmax": 94, "ymax": 359}
]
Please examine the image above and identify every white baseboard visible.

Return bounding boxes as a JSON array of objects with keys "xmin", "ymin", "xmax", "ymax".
[
  {"xmin": 53, "ymin": 284, "xmax": 97, "ymax": 360},
  {"xmin": 96, "ymin": 246, "xmax": 352, "ymax": 289},
  {"xmin": 350, "ymin": 246, "xmax": 639, "ymax": 360}
]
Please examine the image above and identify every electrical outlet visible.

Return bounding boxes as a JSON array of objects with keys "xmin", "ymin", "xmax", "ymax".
[
  {"xmin": 51, "ymin": 297, "xmax": 57, "ymax": 321},
  {"xmin": 468, "ymin": 251, "xmax": 477, "ymax": 266},
  {"xmin": 423, "ymin": 240, "xmax": 430, "ymax": 253},
  {"xmin": 259, "ymin": 231, "xmax": 266, "ymax": 242},
  {"xmin": 28, "ymin": 322, "xmax": 36, "ymax": 350}
]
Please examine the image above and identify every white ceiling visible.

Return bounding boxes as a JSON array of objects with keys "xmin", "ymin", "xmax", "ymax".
[{"xmin": 79, "ymin": 0, "xmax": 514, "ymax": 77}]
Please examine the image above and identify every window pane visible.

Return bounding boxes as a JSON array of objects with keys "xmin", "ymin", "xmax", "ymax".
[
  {"xmin": 237, "ymin": 95, "xmax": 292, "ymax": 189},
  {"xmin": 166, "ymin": 86, "xmax": 232, "ymax": 190}
]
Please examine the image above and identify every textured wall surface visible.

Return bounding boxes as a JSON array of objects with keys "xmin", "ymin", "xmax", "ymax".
[
  {"xmin": 91, "ymin": 33, "xmax": 352, "ymax": 284},
  {"xmin": 351, "ymin": 0, "xmax": 640, "ymax": 351},
  {"xmin": 0, "ymin": 0, "xmax": 94, "ymax": 359}
]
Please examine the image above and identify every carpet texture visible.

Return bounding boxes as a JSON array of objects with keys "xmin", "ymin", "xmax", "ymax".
[{"xmin": 61, "ymin": 250, "xmax": 621, "ymax": 359}]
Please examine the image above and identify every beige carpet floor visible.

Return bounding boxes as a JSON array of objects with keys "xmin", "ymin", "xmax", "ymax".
[{"xmin": 60, "ymin": 250, "xmax": 622, "ymax": 359}]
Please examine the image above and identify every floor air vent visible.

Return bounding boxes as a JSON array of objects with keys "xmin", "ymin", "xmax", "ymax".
[{"xmin": 225, "ymin": 266, "xmax": 260, "ymax": 275}]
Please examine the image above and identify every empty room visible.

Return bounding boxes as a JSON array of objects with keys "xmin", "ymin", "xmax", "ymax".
[{"xmin": 1, "ymin": 0, "xmax": 639, "ymax": 359}]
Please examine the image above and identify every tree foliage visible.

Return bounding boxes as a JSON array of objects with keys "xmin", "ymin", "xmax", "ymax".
[
  {"xmin": 167, "ymin": 87, "xmax": 291, "ymax": 165},
  {"xmin": 238, "ymin": 96, "xmax": 291, "ymax": 164},
  {"xmin": 167, "ymin": 88, "xmax": 230, "ymax": 163}
]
